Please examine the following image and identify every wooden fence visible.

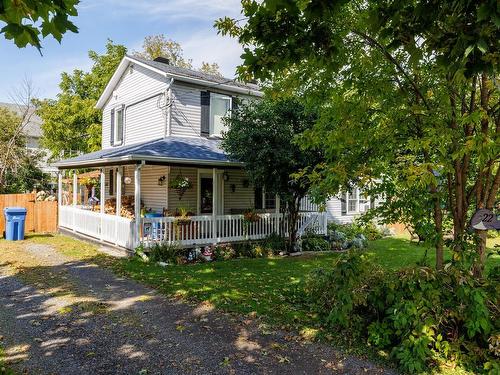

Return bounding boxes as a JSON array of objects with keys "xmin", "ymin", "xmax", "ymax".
[{"xmin": 0, "ymin": 193, "xmax": 58, "ymax": 235}]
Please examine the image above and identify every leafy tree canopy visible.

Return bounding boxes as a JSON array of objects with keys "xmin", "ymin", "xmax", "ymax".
[
  {"xmin": 0, "ymin": 0, "xmax": 79, "ymax": 51},
  {"xmin": 217, "ymin": 0, "xmax": 499, "ymax": 273},
  {"xmin": 222, "ymin": 97, "xmax": 323, "ymax": 249},
  {"xmin": 133, "ymin": 34, "xmax": 222, "ymax": 76},
  {"xmin": 37, "ymin": 40, "xmax": 126, "ymax": 157}
]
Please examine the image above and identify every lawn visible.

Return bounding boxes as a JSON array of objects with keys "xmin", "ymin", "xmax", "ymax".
[{"xmin": 4, "ymin": 233, "xmax": 499, "ymax": 332}]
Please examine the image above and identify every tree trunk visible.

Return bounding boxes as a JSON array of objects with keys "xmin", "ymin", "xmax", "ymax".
[
  {"xmin": 287, "ymin": 197, "xmax": 301, "ymax": 253},
  {"xmin": 473, "ymin": 230, "xmax": 487, "ymax": 277},
  {"xmin": 433, "ymin": 196, "xmax": 444, "ymax": 270}
]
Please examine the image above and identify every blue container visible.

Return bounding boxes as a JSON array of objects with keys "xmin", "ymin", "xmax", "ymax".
[
  {"xmin": 4, "ymin": 207, "xmax": 27, "ymax": 241},
  {"xmin": 144, "ymin": 212, "xmax": 162, "ymax": 240}
]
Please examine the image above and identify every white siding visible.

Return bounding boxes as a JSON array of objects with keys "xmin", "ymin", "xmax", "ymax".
[
  {"xmin": 223, "ymin": 169, "xmax": 254, "ymax": 214},
  {"xmin": 125, "ymin": 96, "xmax": 165, "ymax": 145},
  {"xmin": 140, "ymin": 165, "xmax": 168, "ymax": 213},
  {"xmin": 167, "ymin": 167, "xmax": 198, "ymax": 214},
  {"xmin": 102, "ymin": 64, "xmax": 167, "ymax": 149},
  {"xmin": 170, "ymin": 83, "xmax": 202, "ymax": 137},
  {"xmin": 326, "ymin": 196, "xmax": 356, "ymax": 224}
]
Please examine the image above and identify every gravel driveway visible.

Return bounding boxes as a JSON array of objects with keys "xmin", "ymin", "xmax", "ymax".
[{"xmin": 0, "ymin": 241, "xmax": 396, "ymax": 375}]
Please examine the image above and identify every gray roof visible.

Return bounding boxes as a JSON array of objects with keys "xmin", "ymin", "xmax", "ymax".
[
  {"xmin": 0, "ymin": 102, "xmax": 43, "ymax": 138},
  {"xmin": 54, "ymin": 136, "xmax": 242, "ymax": 168},
  {"xmin": 129, "ymin": 55, "xmax": 260, "ymax": 92}
]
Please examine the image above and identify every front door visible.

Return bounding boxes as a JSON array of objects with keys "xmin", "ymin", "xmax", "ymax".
[
  {"xmin": 200, "ymin": 177, "xmax": 213, "ymax": 214},
  {"xmin": 199, "ymin": 174, "xmax": 223, "ymax": 214}
]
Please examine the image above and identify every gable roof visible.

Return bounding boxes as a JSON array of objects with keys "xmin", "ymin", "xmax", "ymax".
[
  {"xmin": 0, "ymin": 102, "xmax": 42, "ymax": 138},
  {"xmin": 96, "ymin": 55, "xmax": 262, "ymax": 109},
  {"xmin": 54, "ymin": 136, "xmax": 242, "ymax": 169}
]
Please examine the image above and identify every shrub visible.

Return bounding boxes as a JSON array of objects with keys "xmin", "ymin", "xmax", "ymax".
[
  {"xmin": 213, "ymin": 243, "xmax": 236, "ymax": 261},
  {"xmin": 147, "ymin": 242, "xmax": 183, "ymax": 264},
  {"xmin": 301, "ymin": 235, "xmax": 330, "ymax": 252},
  {"xmin": 304, "ymin": 250, "xmax": 500, "ymax": 373},
  {"xmin": 262, "ymin": 232, "xmax": 287, "ymax": 254}
]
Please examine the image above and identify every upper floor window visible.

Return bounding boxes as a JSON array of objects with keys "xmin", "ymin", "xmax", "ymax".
[
  {"xmin": 210, "ymin": 93, "xmax": 231, "ymax": 137},
  {"xmin": 111, "ymin": 105, "xmax": 124, "ymax": 146}
]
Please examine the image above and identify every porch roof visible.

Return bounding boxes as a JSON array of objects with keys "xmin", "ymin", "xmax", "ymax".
[{"xmin": 54, "ymin": 136, "xmax": 243, "ymax": 169}]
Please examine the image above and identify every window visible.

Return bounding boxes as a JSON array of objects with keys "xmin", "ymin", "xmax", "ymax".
[
  {"xmin": 111, "ymin": 105, "xmax": 124, "ymax": 145},
  {"xmin": 347, "ymin": 189, "xmax": 358, "ymax": 213},
  {"xmin": 210, "ymin": 94, "xmax": 231, "ymax": 136},
  {"xmin": 254, "ymin": 187, "xmax": 276, "ymax": 210},
  {"xmin": 341, "ymin": 188, "xmax": 372, "ymax": 215},
  {"xmin": 264, "ymin": 192, "xmax": 276, "ymax": 209}
]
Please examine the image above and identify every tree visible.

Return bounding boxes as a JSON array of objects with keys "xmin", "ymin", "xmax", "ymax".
[
  {"xmin": 222, "ymin": 97, "xmax": 322, "ymax": 251},
  {"xmin": 0, "ymin": 79, "xmax": 39, "ymax": 191},
  {"xmin": 37, "ymin": 40, "xmax": 126, "ymax": 157},
  {"xmin": 0, "ymin": 0, "xmax": 78, "ymax": 51},
  {"xmin": 133, "ymin": 34, "xmax": 222, "ymax": 76},
  {"xmin": 216, "ymin": 0, "xmax": 499, "ymax": 274}
]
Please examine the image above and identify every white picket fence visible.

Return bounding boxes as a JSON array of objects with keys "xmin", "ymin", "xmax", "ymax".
[
  {"xmin": 140, "ymin": 211, "xmax": 327, "ymax": 247},
  {"xmin": 59, "ymin": 206, "xmax": 327, "ymax": 249},
  {"xmin": 59, "ymin": 205, "xmax": 136, "ymax": 249}
]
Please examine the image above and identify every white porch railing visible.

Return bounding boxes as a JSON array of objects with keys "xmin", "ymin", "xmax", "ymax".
[
  {"xmin": 140, "ymin": 212, "xmax": 327, "ymax": 247},
  {"xmin": 59, "ymin": 205, "xmax": 136, "ymax": 249},
  {"xmin": 59, "ymin": 206, "xmax": 327, "ymax": 249}
]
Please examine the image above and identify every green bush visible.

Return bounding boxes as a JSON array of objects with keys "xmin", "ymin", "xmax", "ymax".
[
  {"xmin": 328, "ymin": 220, "xmax": 384, "ymax": 241},
  {"xmin": 147, "ymin": 242, "xmax": 183, "ymax": 264},
  {"xmin": 262, "ymin": 232, "xmax": 287, "ymax": 254},
  {"xmin": 213, "ymin": 243, "xmax": 236, "ymax": 260},
  {"xmin": 301, "ymin": 235, "xmax": 330, "ymax": 252},
  {"xmin": 304, "ymin": 250, "xmax": 500, "ymax": 373}
]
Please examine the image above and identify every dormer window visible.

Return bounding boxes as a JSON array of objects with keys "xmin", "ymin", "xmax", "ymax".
[
  {"xmin": 209, "ymin": 93, "xmax": 231, "ymax": 137},
  {"xmin": 111, "ymin": 105, "xmax": 124, "ymax": 146}
]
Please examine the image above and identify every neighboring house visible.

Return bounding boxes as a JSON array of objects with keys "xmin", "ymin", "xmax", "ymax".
[
  {"xmin": 0, "ymin": 101, "xmax": 58, "ymax": 176},
  {"xmin": 326, "ymin": 189, "xmax": 381, "ymax": 224},
  {"xmin": 55, "ymin": 55, "xmax": 326, "ymax": 249}
]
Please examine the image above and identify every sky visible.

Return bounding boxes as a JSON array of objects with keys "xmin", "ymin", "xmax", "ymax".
[{"xmin": 0, "ymin": 0, "xmax": 243, "ymax": 102}]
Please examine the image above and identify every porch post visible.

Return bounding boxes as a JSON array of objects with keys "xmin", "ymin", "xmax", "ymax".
[
  {"xmin": 100, "ymin": 168, "xmax": 105, "ymax": 241},
  {"xmin": 116, "ymin": 167, "xmax": 122, "ymax": 216},
  {"xmin": 115, "ymin": 167, "xmax": 122, "ymax": 245},
  {"xmin": 57, "ymin": 171, "xmax": 63, "ymax": 207},
  {"xmin": 212, "ymin": 167, "xmax": 217, "ymax": 242},
  {"xmin": 275, "ymin": 195, "xmax": 280, "ymax": 235},
  {"xmin": 72, "ymin": 171, "xmax": 77, "ymax": 231},
  {"xmin": 134, "ymin": 163, "xmax": 142, "ymax": 247}
]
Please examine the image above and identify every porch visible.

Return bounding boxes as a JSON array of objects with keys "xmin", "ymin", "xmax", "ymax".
[{"xmin": 54, "ymin": 137, "xmax": 326, "ymax": 250}]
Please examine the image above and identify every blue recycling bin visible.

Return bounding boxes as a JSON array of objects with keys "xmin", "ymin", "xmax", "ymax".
[
  {"xmin": 144, "ymin": 212, "xmax": 162, "ymax": 239},
  {"xmin": 4, "ymin": 207, "xmax": 27, "ymax": 241}
]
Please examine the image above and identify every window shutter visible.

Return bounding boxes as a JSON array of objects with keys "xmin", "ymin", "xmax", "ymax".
[
  {"xmin": 110, "ymin": 109, "xmax": 115, "ymax": 146},
  {"xmin": 200, "ymin": 91, "xmax": 210, "ymax": 136},
  {"xmin": 341, "ymin": 193, "xmax": 347, "ymax": 215}
]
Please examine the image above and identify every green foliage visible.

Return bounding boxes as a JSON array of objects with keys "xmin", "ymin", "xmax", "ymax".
[
  {"xmin": 217, "ymin": 0, "xmax": 500, "ymax": 273},
  {"xmin": 137, "ymin": 242, "xmax": 183, "ymax": 264},
  {"xmin": 2, "ymin": 151, "xmax": 51, "ymax": 193},
  {"xmin": 37, "ymin": 40, "xmax": 126, "ymax": 157},
  {"xmin": 262, "ymin": 232, "xmax": 287, "ymax": 254},
  {"xmin": 222, "ymin": 97, "xmax": 323, "ymax": 249},
  {"xmin": 0, "ymin": 0, "xmax": 79, "ymax": 51},
  {"xmin": 304, "ymin": 250, "xmax": 500, "ymax": 372},
  {"xmin": 133, "ymin": 34, "xmax": 221, "ymax": 75},
  {"xmin": 301, "ymin": 234, "xmax": 330, "ymax": 252},
  {"xmin": 213, "ymin": 243, "xmax": 236, "ymax": 261}
]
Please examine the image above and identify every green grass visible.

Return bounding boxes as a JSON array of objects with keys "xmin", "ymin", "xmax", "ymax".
[{"xmin": 117, "ymin": 236, "xmax": 500, "ymax": 330}]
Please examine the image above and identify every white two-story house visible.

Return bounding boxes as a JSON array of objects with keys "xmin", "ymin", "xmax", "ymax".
[{"xmin": 55, "ymin": 55, "xmax": 327, "ymax": 249}]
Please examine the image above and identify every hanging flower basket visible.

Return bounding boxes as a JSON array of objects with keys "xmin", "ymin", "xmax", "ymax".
[{"xmin": 169, "ymin": 175, "xmax": 192, "ymax": 200}]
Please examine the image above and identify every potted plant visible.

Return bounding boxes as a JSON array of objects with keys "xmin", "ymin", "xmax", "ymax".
[{"xmin": 169, "ymin": 175, "xmax": 192, "ymax": 200}]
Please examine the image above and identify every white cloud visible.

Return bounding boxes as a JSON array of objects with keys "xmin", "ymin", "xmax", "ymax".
[{"xmin": 85, "ymin": 0, "xmax": 242, "ymax": 21}]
